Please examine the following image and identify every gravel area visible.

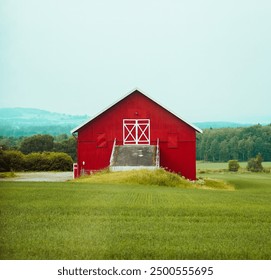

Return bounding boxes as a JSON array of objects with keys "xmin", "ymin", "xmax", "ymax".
[{"xmin": 0, "ymin": 172, "xmax": 73, "ymax": 182}]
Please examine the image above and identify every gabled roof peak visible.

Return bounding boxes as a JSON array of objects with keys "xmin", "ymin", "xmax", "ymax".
[{"xmin": 71, "ymin": 89, "xmax": 202, "ymax": 134}]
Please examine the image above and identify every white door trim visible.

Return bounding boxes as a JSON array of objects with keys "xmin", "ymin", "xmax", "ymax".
[{"xmin": 123, "ymin": 119, "xmax": 150, "ymax": 145}]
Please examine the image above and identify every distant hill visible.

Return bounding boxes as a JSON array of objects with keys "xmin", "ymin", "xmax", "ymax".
[
  {"xmin": 0, "ymin": 107, "xmax": 267, "ymax": 137},
  {"xmin": 0, "ymin": 108, "xmax": 89, "ymax": 137},
  {"xmin": 194, "ymin": 121, "xmax": 254, "ymax": 129}
]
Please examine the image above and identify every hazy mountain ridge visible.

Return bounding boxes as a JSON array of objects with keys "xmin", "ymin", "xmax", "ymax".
[
  {"xmin": 0, "ymin": 108, "xmax": 89, "ymax": 136},
  {"xmin": 0, "ymin": 108, "xmax": 88, "ymax": 123},
  {"xmin": 194, "ymin": 121, "xmax": 254, "ymax": 129},
  {"xmin": 0, "ymin": 107, "xmax": 266, "ymax": 137}
]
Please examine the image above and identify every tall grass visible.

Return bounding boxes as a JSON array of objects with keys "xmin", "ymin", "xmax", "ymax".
[
  {"xmin": 76, "ymin": 168, "xmax": 234, "ymax": 190},
  {"xmin": 77, "ymin": 168, "xmax": 189, "ymax": 186},
  {"xmin": 0, "ymin": 172, "xmax": 15, "ymax": 178}
]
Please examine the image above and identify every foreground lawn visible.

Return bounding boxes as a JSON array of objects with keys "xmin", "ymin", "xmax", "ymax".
[
  {"xmin": 0, "ymin": 174, "xmax": 271, "ymax": 259},
  {"xmin": 197, "ymin": 161, "xmax": 271, "ymax": 171}
]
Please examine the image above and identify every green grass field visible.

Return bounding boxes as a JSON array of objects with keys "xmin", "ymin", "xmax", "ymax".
[
  {"xmin": 0, "ymin": 170, "xmax": 271, "ymax": 260},
  {"xmin": 197, "ymin": 161, "xmax": 271, "ymax": 171}
]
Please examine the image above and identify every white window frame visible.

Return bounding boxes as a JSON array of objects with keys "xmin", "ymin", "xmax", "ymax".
[{"xmin": 123, "ymin": 119, "xmax": 150, "ymax": 145}]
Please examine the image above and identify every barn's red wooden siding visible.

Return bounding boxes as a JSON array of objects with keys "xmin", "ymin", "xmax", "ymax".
[{"xmin": 72, "ymin": 90, "xmax": 201, "ymax": 180}]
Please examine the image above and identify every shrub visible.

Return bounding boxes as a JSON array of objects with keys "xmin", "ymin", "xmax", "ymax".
[
  {"xmin": 24, "ymin": 152, "xmax": 73, "ymax": 171},
  {"xmin": 0, "ymin": 149, "xmax": 73, "ymax": 172},
  {"xmin": 47, "ymin": 152, "xmax": 73, "ymax": 171},
  {"xmin": 247, "ymin": 154, "xmax": 264, "ymax": 172},
  {"xmin": 0, "ymin": 150, "xmax": 25, "ymax": 171},
  {"xmin": 228, "ymin": 160, "xmax": 240, "ymax": 172},
  {"xmin": 24, "ymin": 153, "xmax": 51, "ymax": 171},
  {"xmin": 0, "ymin": 150, "xmax": 9, "ymax": 172}
]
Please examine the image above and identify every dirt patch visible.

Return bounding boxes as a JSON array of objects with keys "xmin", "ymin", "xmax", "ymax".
[{"xmin": 0, "ymin": 172, "xmax": 73, "ymax": 182}]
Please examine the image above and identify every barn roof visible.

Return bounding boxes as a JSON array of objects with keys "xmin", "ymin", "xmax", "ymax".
[{"xmin": 71, "ymin": 88, "xmax": 202, "ymax": 134}]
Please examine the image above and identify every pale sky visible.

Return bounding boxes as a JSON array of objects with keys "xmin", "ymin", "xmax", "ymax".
[{"xmin": 1, "ymin": 0, "xmax": 271, "ymax": 123}]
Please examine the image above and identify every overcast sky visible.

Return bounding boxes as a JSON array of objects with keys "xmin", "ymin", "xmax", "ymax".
[{"xmin": 1, "ymin": 0, "xmax": 271, "ymax": 123}]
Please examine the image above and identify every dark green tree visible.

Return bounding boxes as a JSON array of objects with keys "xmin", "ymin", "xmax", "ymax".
[
  {"xmin": 219, "ymin": 140, "xmax": 229, "ymax": 161},
  {"xmin": 20, "ymin": 134, "xmax": 54, "ymax": 154},
  {"xmin": 228, "ymin": 160, "xmax": 240, "ymax": 172},
  {"xmin": 209, "ymin": 139, "xmax": 219, "ymax": 161},
  {"xmin": 229, "ymin": 136, "xmax": 239, "ymax": 159},
  {"xmin": 247, "ymin": 154, "xmax": 264, "ymax": 172},
  {"xmin": 53, "ymin": 136, "xmax": 76, "ymax": 161},
  {"xmin": 1, "ymin": 150, "xmax": 25, "ymax": 171}
]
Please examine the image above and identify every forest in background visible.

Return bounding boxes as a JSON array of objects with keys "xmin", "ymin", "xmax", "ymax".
[{"xmin": 196, "ymin": 124, "xmax": 271, "ymax": 162}]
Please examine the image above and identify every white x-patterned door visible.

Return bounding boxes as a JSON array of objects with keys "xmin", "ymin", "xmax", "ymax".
[{"xmin": 123, "ymin": 119, "xmax": 150, "ymax": 145}]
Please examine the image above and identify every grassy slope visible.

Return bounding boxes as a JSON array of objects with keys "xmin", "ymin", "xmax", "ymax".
[
  {"xmin": 0, "ymin": 172, "xmax": 270, "ymax": 260},
  {"xmin": 76, "ymin": 169, "xmax": 234, "ymax": 190}
]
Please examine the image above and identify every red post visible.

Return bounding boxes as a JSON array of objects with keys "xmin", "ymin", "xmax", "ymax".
[{"xmin": 73, "ymin": 163, "xmax": 78, "ymax": 179}]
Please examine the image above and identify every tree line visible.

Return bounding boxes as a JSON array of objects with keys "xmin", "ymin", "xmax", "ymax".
[
  {"xmin": 0, "ymin": 150, "xmax": 73, "ymax": 172},
  {"xmin": 0, "ymin": 134, "xmax": 76, "ymax": 161},
  {"xmin": 196, "ymin": 124, "xmax": 271, "ymax": 162},
  {"xmin": 1, "ymin": 124, "xmax": 270, "ymax": 172},
  {"xmin": 0, "ymin": 134, "xmax": 76, "ymax": 172}
]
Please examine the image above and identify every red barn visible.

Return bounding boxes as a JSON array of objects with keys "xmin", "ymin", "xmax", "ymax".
[{"xmin": 71, "ymin": 89, "xmax": 202, "ymax": 180}]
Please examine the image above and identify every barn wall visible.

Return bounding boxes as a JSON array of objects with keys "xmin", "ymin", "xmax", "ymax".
[
  {"xmin": 159, "ymin": 140, "xmax": 196, "ymax": 180},
  {"xmin": 76, "ymin": 91, "xmax": 197, "ymax": 180}
]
